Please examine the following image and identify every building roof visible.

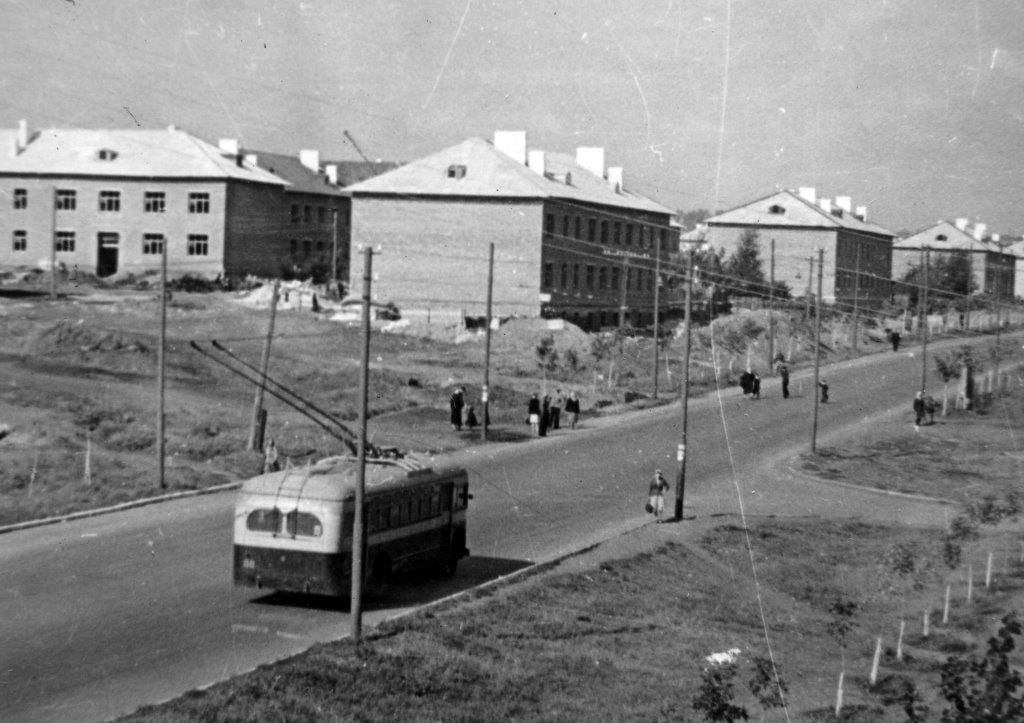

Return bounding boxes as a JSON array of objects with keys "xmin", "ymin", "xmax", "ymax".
[
  {"xmin": 345, "ymin": 137, "xmax": 673, "ymax": 215},
  {"xmin": 894, "ymin": 220, "xmax": 998, "ymax": 253},
  {"xmin": 705, "ymin": 189, "xmax": 895, "ymax": 237},
  {"xmin": 0, "ymin": 126, "xmax": 287, "ymax": 185},
  {"xmin": 243, "ymin": 149, "xmax": 344, "ymax": 196},
  {"xmin": 331, "ymin": 160, "xmax": 402, "ymax": 188}
]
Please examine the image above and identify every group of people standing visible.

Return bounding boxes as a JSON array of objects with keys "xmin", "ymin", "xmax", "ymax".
[
  {"xmin": 527, "ymin": 388, "xmax": 580, "ymax": 437},
  {"xmin": 448, "ymin": 386, "xmax": 480, "ymax": 431}
]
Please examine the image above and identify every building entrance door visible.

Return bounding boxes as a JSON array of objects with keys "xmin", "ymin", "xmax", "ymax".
[{"xmin": 97, "ymin": 233, "xmax": 119, "ymax": 277}]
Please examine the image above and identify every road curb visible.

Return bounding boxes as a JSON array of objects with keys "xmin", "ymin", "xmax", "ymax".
[
  {"xmin": 781, "ymin": 459, "xmax": 957, "ymax": 506},
  {"xmin": 0, "ymin": 480, "xmax": 241, "ymax": 536}
]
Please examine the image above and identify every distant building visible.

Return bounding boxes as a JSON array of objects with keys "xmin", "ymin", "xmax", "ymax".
[
  {"xmin": 894, "ymin": 219, "xmax": 1016, "ymax": 300},
  {"xmin": 703, "ymin": 187, "xmax": 895, "ymax": 307},
  {"xmin": 0, "ymin": 121, "xmax": 394, "ymax": 282},
  {"xmin": 344, "ymin": 131, "xmax": 677, "ymax": 329}
]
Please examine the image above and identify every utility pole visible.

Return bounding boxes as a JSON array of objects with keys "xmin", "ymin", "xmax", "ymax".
[
  {"xmin": 920, "ymin": 248, "xmax": 929, "ymax": 396},
  {"xmin": 350, "ymin": 246, "xmax": 373, "ymax": 644},
  {"xmin": 674, "ymin": 247, "xmax": 695, "ymax": 521},
  {"xmin": 248, "ymin": 280, "xmax": 280, "ymax": 451},
  {"xmin": 330, "ymin": 208, "xmax": 339, "ymax": 299},
  {"xmin": 50, "ymin": 186, "xmax": 58, "ymax": 299},
  {"xmin": 805, "ymin": 256, "xmax": 814, "ymax": 319},
  {"xmin": 851, "ymin": 243, "xmax": 862, "ymax": 352},
  {"xmin": 652, "ymin": 240, "xmax": 661, "ymax": 399},
  {"xmin": 811, "ymin": 249, "xmax": 824, "ymax": 453},
  {"xmin": 481, "ymin": 243, "xmax": 494, "ymax": 442},
  {"xmin": 767, "ymin": 238, "xmax": 775, "ymax": 370},
  {"xmin": 157, "ymin": 239, "xmax": 167, "ymax": 488}
]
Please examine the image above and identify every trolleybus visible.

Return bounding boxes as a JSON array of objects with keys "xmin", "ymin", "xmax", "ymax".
[{"xmin": 233, "ymin": 456, "xmax": 470, "ymax": 597}]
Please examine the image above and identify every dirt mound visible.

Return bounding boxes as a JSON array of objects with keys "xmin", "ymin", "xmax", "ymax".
[
  {"xmin": 491, "ymin": 317, "xmax": 590, "ymax": 356},
  {"xmin": 32, "ymin": 319, "xmax": 150, "ymax": 355}
]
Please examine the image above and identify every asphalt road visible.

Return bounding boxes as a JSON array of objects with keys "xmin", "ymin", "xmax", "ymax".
[{"xmin": 0, "ymin": 335, "xmax": 1013, "ymax": 722}]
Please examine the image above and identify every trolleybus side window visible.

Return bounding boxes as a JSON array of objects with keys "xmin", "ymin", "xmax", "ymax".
[
  {"xmin": 247, "ymin": 508, "xmax": 281, "ymax": 533},
  {"xmin": 430, "ymin": 491, "xmax": 440, "ymax": 516},
  {"xmin": 284, "ymin": 510, "xmax": 323, "ymax": 537}
]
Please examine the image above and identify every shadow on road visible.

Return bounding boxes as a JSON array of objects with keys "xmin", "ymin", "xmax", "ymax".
[{"xmin": 248, "ymin": 555, "xmax": 533, "ymax": 612}]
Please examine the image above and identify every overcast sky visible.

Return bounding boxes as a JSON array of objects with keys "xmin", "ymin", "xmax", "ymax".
[{"xmin": 3, "ymin": 0, "xmax": 1023, "ymax": 234}]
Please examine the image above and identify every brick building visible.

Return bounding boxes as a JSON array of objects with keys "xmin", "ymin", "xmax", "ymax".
[
  {"xmin": 0, "ymin": 121, "xmax": 352, "ymax": 280},
  {"xmin": 344, "ymin": 131, "xmax": 677, "ymax": 329},
  {"xmin": 893, "ymin": 219, "xmax": 1016, "ymax": 300},
  {"xmin": 703, "ymin": 188, "xmax": 895, "ymax": 307}
]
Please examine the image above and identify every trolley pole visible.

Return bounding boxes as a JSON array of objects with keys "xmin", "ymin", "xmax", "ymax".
[
  {"xmin": 805, "ymin": 256, "xmax": 813, "ymax": 319},
  {"xmin": 920, "ymin": 248, "xmax": 929, "ymax": 396},
  {"xmin": 331, "ymin": 208, "xmax": 339, "ymax": 299},
  {"xmin": 481, "ymin": 243, "xmax": 494, "ymax": 442},
  {"xmin": 247, "ymin": 280, "xmax": 280, "ymax": 451},
  {"xmin": 350, "ymin": 246, "xmax": 373, "ymax": 644},
  {"xmin": 652, "ymin": 240, "xmax": 661, "ymax": 399},
  {"xmin": 157, "ymin": 240, "xmax": 167, "ymax": 488},
  {"xmin": 810, "ymin": 249, "xmax": 824, "ymax": 453},
  {"xmin": 767, "ymin": 238, "xmax": 775, "ymax": 370},
  {"xmin": 674, "ymin": 248, "xmax": 695, "ymax": 521}
]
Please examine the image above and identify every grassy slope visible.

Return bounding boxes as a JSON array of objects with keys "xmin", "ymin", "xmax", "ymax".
[{"xmin": 120, "ymin": 389, "xmax": 1024, "ymax": 722}]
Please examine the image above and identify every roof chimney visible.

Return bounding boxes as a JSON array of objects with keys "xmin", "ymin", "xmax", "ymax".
[
  {"xmin": 835, "ymin": 195, "xmax": 852, "ymax": 213},
  {"xmin": 166, "ymin": 124, "xmax": 176, "ymax": 132},
  {"xmin": 493, "ymin": 131, "xmax": 527, "ymax": 164},
  {"xmin": 299, "ymin": 149, "xmax": 320, "ymax": 172},
  {"xmin": 243, "ymin": 153, "xmax": 258, "ymax": 167},
  {"xmin": 973, "ymin": 222, "xmax": 987, "ymax": 241},
  {"xmin": 325, "ymin": 163, "xmax": 338, "ymax": 185},
  {"xmin": 854, "ymin": 205, "xmax": 867, "ymax": 221},
  {"xmin": 955, "ymin": 217, "xmax": 969, "ymax": 231},
  {"xmin": 607, "ymin": 166, "xmax": 623, "ymax": 193},
  {"xmin": 797, "ymin": 186, "xmax": 816, "ymax": 204},
  {"xmin": 818, "ymin": 197, "xmax": 833, "ymax": 214},
  {"xmin": 527, "ymin": 149, "xmax": 545, "ymax": 176},
  {"xmin": 15, "ymin": 119, "xmax": 29, "ymax": 154},
  {"xmin": 218, "ymin": 138, "xmax": 239, "ymax": 156},
  {"xmin": 575, "ymin": 147, "xmax": 605, "ymax": 179},
  {"xmin": 992, "ymin": 233, "xmax": 1001, "ymax": 243}
]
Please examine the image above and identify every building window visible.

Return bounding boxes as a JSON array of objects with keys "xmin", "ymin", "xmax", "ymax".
[
  {"xmin": 588, "ymin": 219, "xmax": 597, "ymax": 242},
  {"xmin": 626, "ymin": 268, "xmax": 633, "ymax": 290},
  {"xmin": 12, "ymin": 230, "xmax": 27, "ymax": 251},
  {"xmin": 13, "ymin": 188, "xmax": 27, "ymax": 209},
  {"xmin": 316, "ymin": 241, "xmax": 324, "ymax": 254},
  {"xmin": 613, "ymin": 222, "xmax": 621, "ymax": 245},
  {"xmin": 572, "ymin": 263, "xmax": 580, "ymax": 289},
  {"xmin": 562, "ymin": 216, "xmax": 570, "ymax": 238},
  {"xmin": 318, "ymin": 206, "xmax": 326, "ymax": 224},
  {"xmin": 187, "ymin": 234, "xmax": 209, "ymax": 256},
  {"xmin": 290, "ymin": 204, "xmax": 300, "ymax": 223},
  {"xmin": 543, "ymin": 262, "xmax": 553, "ymax": 289},
  {"xmin": 586, "ymin": 265, "xmax": 595, "ymax": 290},
  {"xmin": 545, "ymin": 214, "xmax": 555, "ymax": 233},
  {"xmin": 574, "ymin": 217, "xmax": 581, "ymax": 239},
  {"xmin": 625, "ymin": 224, "xmax": 633, "ymax": 246},
  {"xmin": 98, "ymin": 190, "xmax": 121, "ymax": 212},
  {"xmin": 304, "ymin": 205, "xmax": 312, "ymax": 223},
  {"xmin": 142, "ymin": 233, "xmax": 165, "ymax": 255},
  {"xmin": 560, "ymin": 263, "xmax": 568, "ymax": 288},
  {"xmin": 188, "ymin": 192, "xmax": 210, "ymax": 214},
  {"xmin": 659, "ymin": 228, "xmax": 667, "ymax": 253},
  {"xmin": 144, "ymin": 192, "xmax": 166, "ymax": 213},
  {"xmin": 55, "ymin": 230, "xmax": 75, "ymax": 252},
  {"xmin": 56, "ymin": 189, "xmax": 76, "ymax": 210},
  {"xmin": 303, "ymin": 240, "xmax": 312, "ymax": 258},
  {"xmin": 290, "ymin": 239, "xmax": 298, "ymax": 255},
  {"xmin": 600, "ymin": 220, "xmax": 608, "ymax": 244},
  {"xmin": 611, "ymin": 267, "xmax": 620, "ymax": 290},
  {"xmin": 598, "ymin": 267, "xmax": 607, "ymax": 290},
  {"xmin": 647, "ymin": 270, "xmax": 654, "ymax": 291}
]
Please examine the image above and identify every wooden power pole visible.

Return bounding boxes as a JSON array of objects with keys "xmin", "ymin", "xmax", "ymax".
[
  {"xmin": 481, "ymin": 243, "xmax": 494, "ymax": 441},
  {"xmin": 811, "ymin": 249, "xmax": 824, "ymax": 453},
  {"xmin": 350, "ymin": 246, "xmax": 373, "ymax": 644},
  {"xmin": 248, "ymin": 280, "xmax": 280, "ymax": 451},
  {"xmin": 674, "ymin": 247, "xmax": 695, "ymax": 521}
]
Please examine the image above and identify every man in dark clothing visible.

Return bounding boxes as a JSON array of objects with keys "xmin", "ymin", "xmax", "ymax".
[
  {"xmin": 913, "ymin": 391, "xmax": 925, "ymax": 427},
  {"xmin": 890, "ymin": 330, "xmax": 901, "ymax": 352},
  {"xmin": 751, "ymin": 374, "xmax": 761, "ymax": 399},
  {"xmin": 449, "ymin": 387, "xmax": 465, "ymax": 430},
  {"xmin": 739, "ymin": 371, "xmax": 755, "ymax": 396},
  {"xmin": 778, "ymin": 363, "xmax": 790, "ymax": 399},
  {"xmin": 550, "ymin": 389, "xmax": 565, "ymax": 429},
  {"xmin": 539, "ymin": 395, "xmax": 551, "ymax": 437},
  {"xmin": 819, "ymin": 380, "xmax": 829, "ymax": 403}
]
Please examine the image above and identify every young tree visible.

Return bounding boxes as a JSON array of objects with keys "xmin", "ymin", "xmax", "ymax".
[
  {"xmin": 748, "ymin": 656, "xmax": 787, "ymax": 722},
  {"xmin": 827, "ymin": 598, "xmax": 860, "ymax": 670},
  {"xmin": 536, "ymin": 334, "xmax": 559, "ymax": 392},
  {"xmin": 934, "ymin": 353, "xmax": 960, "ymax": 416},
  {"xmin": 693, "ymin": 662, "xmax": 749, "ymax": 722},
  {"xmin": 725, "ymin": 229, "xmax": 767, "ymax": 298},
  {"xmin": 940, "ymin": 612, "xmax": 1024, "ymax": 721}
]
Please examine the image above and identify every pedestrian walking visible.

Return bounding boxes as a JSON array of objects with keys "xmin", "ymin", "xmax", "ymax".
[
  {"xmin": 778, "ymin": 363, "xmax": 790, "ymax": 399},
  {"xmin": 465, "ymin": 405, "xmax": 479, "ymax": 428},
  {"xmin": 924, "ymin": 395, "xmax": 937, "ymax": 424},
  {"xmin": 913, "ymin": 390, "xmax": 925, "ymax": 428},
  {"xmin": 551, "ymin": 388, "xmax": 565, "ymax": 430},
  {"xmin": 539, "ymin": 394, "xmax": 551, "ymax": 437},
  {"xmin": 819, "ymin": 380, "xmax": 829, "ymax": 403},
  {"xmin": 263, "ymin": 439, "xmax": 280, "ymax": 474},
  {"xmin": 752, "ymin": 374, "xmax": 761, "ymax": 399},
  {"xmin": 449, "ymin": 386, "xmax": 465, "ymax": 431},
  {"xmin": 565, "ymin": 390, "xmax": 580, "ymax": 429},
  {"xmin": 889, "ymin": 330, "xmax": 901, "ymax": 352},
  {"xmin": 527, "ymin": 393, "xmax": 541, "ymax": 436},
  {"xmin": 647, "ymin": 469, "xmax": 670, "ymax": 522}
]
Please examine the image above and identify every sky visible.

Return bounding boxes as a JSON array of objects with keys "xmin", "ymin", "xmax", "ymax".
[{"xmin": 2, "ymin": 0, "xmax": 1023, "ymax": 235}]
